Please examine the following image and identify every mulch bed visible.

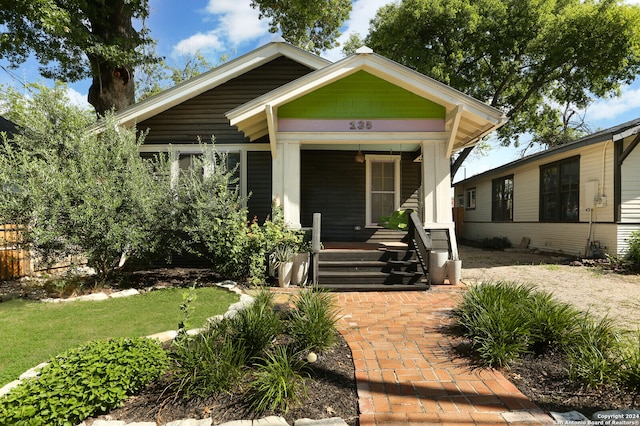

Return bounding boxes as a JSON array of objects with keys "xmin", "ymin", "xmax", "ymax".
[
  {"xmin": 88, "ymin": 331, "xmax": 358, "ymax": 426},
  {"xmin": 507, "ymin": 350, "xmax": 639, "ymax": 417}
]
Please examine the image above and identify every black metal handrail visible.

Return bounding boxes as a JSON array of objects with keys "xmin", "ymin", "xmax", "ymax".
[{"xmin": 407, "ymin": 212, "xmax": 433, "ymax": 287}]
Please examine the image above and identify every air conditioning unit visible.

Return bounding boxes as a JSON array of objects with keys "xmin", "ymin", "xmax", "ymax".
[{"xmin": 594, "ymin": 196, "xmax": 607, "ymax": 208}]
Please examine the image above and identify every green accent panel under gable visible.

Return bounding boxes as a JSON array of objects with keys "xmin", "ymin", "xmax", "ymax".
[{"xmin": 278, "ymin": 71, "xmax": 446, "ymax": 119}]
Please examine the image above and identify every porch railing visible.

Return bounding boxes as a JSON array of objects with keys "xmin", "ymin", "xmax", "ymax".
[{"xmin": 407, "ymin": 212, "xmax": 433, "ymax": 287}]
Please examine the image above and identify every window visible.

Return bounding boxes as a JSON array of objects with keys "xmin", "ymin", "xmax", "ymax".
[
  {"xmin": 540, "ymin": 157, "xmax": 579, "ymax": 222},
  {"xmin": 366, "ymin": 155, "xmax": 401, "ymax": 226},
  {"xmin": 492, "ymin": 175, "xmax": 513, "ymax": 222},
  {"xmin": 465, "ymin": 188, "xmax": 476, "ymax": 210}
]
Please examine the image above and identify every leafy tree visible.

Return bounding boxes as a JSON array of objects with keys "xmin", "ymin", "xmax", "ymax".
[
  {"xmin": 251, "ymin": 0, "xmax": 352, "ymax": 53},
  {"xmin": 0, "ymin": 83, "xmax": 170, "ymax": 278},
  {"xmin": 364, "ymin": 0, "xmax": 640, "ymax": 175},
  {"xmin": 136, "ymin": 50, "xmax": 218, "ymax": 101},
  {"xmin": 0, "ymin": 0, "xmax": 157, "ymax": 115}
]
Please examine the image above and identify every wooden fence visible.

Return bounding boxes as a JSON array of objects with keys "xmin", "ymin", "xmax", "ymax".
[{"xmin": 0, "ymin": 224, "xmax": 30, "ymax": 280}]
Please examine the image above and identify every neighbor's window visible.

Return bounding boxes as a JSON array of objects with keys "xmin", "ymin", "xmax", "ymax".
[
  {"xmin": 465, "ymin": 188, "xmax": 476, "ymax": 210},
  {"xmin": 540, "ymin": 157, "xmax": 579, "ymax": 222},
  {"xmin": 492, "ymin": 175, "xmax": 514, "ymax": 222}
]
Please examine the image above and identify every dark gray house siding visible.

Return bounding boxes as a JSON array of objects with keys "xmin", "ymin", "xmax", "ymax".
[
  {"xmin": 138, "ymin": 57, "xmax": 316, "ymax": 145},
  {"xmin": 300, "ymin": 150, "xmax": 421, "ymax": 241}
]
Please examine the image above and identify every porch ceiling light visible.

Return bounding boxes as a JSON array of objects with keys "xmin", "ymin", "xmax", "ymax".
[{"xmin": 355, "ymin": 147, "xmax": 365, "ymax": 163}]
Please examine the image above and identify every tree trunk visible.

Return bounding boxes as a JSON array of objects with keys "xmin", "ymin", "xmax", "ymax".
[
  {"xmin": 86, "ymin": 0, "xmax": 138, "ymax": 115},
  {"xmin": 88, "ymin": 62, "xmax": 135, "ymax": 115}
]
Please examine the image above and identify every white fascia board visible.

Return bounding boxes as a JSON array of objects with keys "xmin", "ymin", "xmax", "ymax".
[
  {"xmin": 100, "ymin": 42, "xmax": 330, "ymax": 130},
  {"xmin": 613, "ymin": 124, "xmax": 640, "ymax": 141}
]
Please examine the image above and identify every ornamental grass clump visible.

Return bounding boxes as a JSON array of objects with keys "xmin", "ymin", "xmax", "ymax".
[
  {"xmin": 0, "ymin": 337, "xmax": 168, "ymax": 426},
  {"xmin": 248, "ymin": 345, "xmax": 309, "ymax": 414},
  {"xmin": 288, "ymin": 287, "xmax": 339, "ymax": 353},
  {"xmin": 454, "ymin": 281, "xmax": 585, "ymax": 368},
  {"xmin": 566, "ymin": 316, "xmax": 622, "ymax": 388},
  {"xmin": 168, "ymin": 287, "xmax": 341, "ymax": 414}
]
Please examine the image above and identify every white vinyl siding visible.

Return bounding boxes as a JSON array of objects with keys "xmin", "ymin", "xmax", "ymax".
[
  {"xmin": 621, "ymin": 138, "xmax": 640, "ymax": 223},
  {"xmin": 455, "ymin": 139, "xmax": 617, "ymax": 256}
]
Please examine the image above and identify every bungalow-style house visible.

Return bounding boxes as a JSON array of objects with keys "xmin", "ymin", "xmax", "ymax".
[
  {"xmin": 111, "ymin": 41, "xmax": 507, "ymax": 288},
  {"xmin": 453, "ymin": 118, "xmax": 640, "ymax": 258}
]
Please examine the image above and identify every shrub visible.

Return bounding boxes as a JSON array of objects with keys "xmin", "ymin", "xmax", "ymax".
[
  {"xmin": 626, "ymin": 229, "xmax": 640, "ymax": 268},
  {"xmin": 526, "ymin": 291, "xmax": 582, "ymax": 354},
  {"xmin": 248, "ymin": 345, "xmax": 309, "ymax": 413},
  {"xmin": 288, "ymin": 288, "xmax": 339, "ymax": 352},
  {"xmin": 481, "ymin": 236, "xmax": 512, "ymax": 250},
  {"xmin": 0, "ymin": 84, "xmax": 171, "ymax": 279},
  {"xmin": 0, "ymin": 337, "xmax": 168, "ymax": 426},
  {"xmin": 245, "ymin": 206, "xmax": 309, "ymax": 285},
  {"xmin": 454, "ymin": 281, "xmax": 535, "ymax": 366}
]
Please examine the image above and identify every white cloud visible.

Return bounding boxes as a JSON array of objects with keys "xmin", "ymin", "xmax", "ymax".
[
  {"xmin": 173, "ymin": 0, "xmax": 268, "ymax": 56},
  {"xmin": 65, "ymin": 86, "xmax": 91, "ymax": 109},
  {"xmin": 585, "ymin": 85, "xmax": 640, "ymax": 121},
  {"xmin": 323, "ymin": 0, "xmax": 396, "ymax": 61},
  {"xmin": 173, "ymin": 32, "xmax": 224, "ymax": 55},
  {"xmin": 206, "ymin": 0, "xmax": 269, "ymax": 45}
]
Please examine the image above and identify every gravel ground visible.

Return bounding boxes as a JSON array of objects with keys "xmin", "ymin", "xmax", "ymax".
[{"xmin": 459, "ymin": 245, "xmax": 640, "ymax": 331}]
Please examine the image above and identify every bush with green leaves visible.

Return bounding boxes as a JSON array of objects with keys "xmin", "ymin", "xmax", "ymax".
[
  {"xmin": 245, "ymin": 205, "xmax": 310, "ymax": 285},
  {"xmin": 288, "ymin": 287, "xmax": 339, "ymax": 352},
  {"xmin": 0, "ymin": 337, "xmax": 168, "ymax": 426},
  {"xmin": 626, "ymin": 229, "xmax": 640, "ymax": 269},
  {"xmin": 620, "ymin": 333, "xmax": 640, "ymax": 391},
  {"xmin": 0, "ymin": 83, "xmax": 172, "ymax": 278},
  {"xmin": 248, "ymin": 345, "xmax": 309, "ymax": 414}
]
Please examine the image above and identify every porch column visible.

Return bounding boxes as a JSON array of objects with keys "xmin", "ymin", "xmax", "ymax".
[
  {"xmin": 272, "ymin": 140, "xmax": 302, "ymax": 229},
  {"xmin": 421, "ymin": 140, "xmax": 454, "ymax": 227}
]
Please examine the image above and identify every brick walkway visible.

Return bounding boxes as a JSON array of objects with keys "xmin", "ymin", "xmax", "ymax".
[{"xmin": 333, "ymin": 289, "xmax": 555, "ymax": 425}]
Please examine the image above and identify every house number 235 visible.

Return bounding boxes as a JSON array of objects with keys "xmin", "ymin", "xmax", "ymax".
[{"xmin": 349, "ymin": 120, "xmax": 373, "ymax": 130}]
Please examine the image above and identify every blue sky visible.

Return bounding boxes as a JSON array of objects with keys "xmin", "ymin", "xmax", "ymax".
[{"xmin": 2, "ymin": 0, "xmax": 640, "ymax": 180}]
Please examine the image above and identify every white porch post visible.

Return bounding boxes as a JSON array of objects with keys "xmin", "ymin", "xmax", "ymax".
[
  {"xmin": 421, "ymin": 140, "xmax": 454, "ymax": 227},
  {"xmin": 272, "ymin": 140, "xmax": 302, "ymax": 229}
]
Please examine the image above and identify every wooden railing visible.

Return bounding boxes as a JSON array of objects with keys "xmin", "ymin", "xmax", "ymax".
[{"xmin": 407, "ymin": 212, "xmax": 433, "ymax": 287}]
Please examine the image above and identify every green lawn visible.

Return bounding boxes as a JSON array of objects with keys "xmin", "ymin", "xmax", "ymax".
[{"xmin": 0, "ymin": 286, "xmax": 239, "ymax": 387}]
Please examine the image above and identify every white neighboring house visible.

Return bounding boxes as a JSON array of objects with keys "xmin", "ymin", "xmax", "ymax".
[{"xmin": 453, "ymin": 118, "xmax": 640, "ymax": 257}]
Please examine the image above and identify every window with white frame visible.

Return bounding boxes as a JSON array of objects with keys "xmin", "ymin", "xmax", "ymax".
[
  {"xmin": 366, "ymin": 155, "xmax": 401, "ymax": 226},
  {"xmin": 465, "ymin": 187, "xmax": 476, "ymax": 210}
]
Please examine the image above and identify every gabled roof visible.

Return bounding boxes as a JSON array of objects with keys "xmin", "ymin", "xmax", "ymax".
[
  {"xmin": 456, "ymin": 117, "xmax": 640, "ymax": 185},
  {"xmin": 107, "ymin": 41, "xmax": 331, "ymax": 129},
  {"xmin": 227, "ymin": 46, "xmax": 507, "ymax": 153}
]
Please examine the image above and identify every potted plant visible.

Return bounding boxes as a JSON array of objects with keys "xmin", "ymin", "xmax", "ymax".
[
  {"xmin": 272, "ymin": 243, "xmax": 297, "ymax": 288},
  {"xmin": 291, "ymin": 239, "xmax": 312, "ymax": 286}
]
